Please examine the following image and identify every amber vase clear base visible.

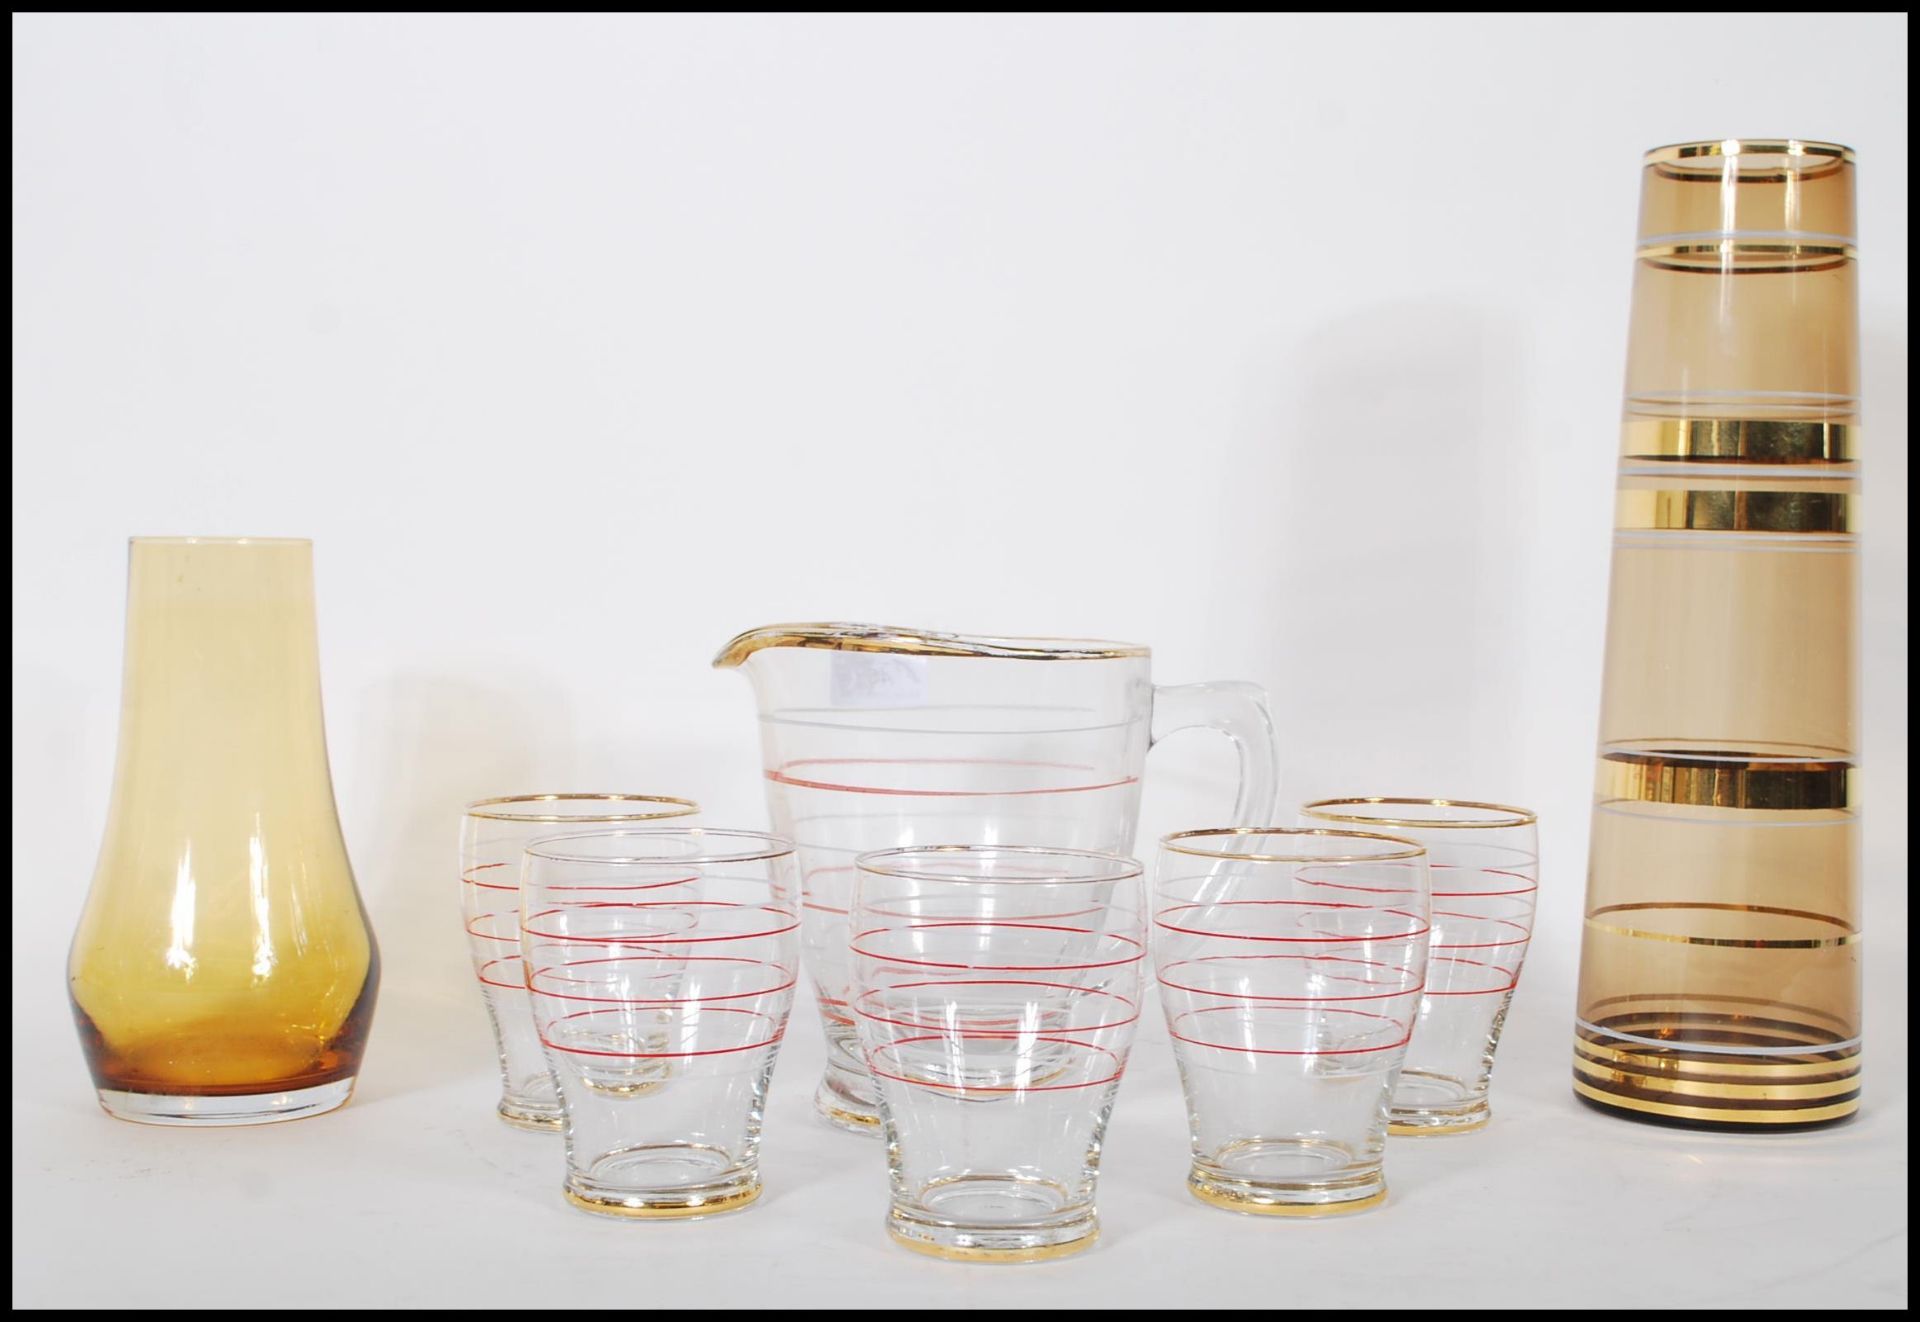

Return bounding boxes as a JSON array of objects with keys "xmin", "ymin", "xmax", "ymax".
[{"xmin": 95, "ymin": 1076, "xmax": 356, "ymax": 1127}]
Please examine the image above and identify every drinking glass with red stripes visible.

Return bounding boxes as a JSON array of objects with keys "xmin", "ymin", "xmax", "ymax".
[
  {"xmin": 1300, "ymin": 799, "xmax": 1538, "ymax": 1135},
  {"xmin": 520, "ymin": 828, "xmax": 798, "ymax": 1219},
  {"xmin": 850, "ymin": 846, "xmax": 1146, "ymax": 1262},
  {"xmin": 461, "ymin": 795, "xmax": 698, "ymax": 1131},
  {"xmin": 1154, "ymin": 828, "xmax": 1430, "ymax": 1216}
]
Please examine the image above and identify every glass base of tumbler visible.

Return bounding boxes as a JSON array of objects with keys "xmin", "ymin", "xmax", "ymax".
[
  {"xmin": 814, "ymin": 1071, "xmax": 881, "ymax": 1134},
  {"xmin": 563, "ymin": 1146, "xmax": 762, "ymax": 1219},
  {"xmin": 95, "ymin": 1077, "xmax": 356, "ymax": 1127},
  {"xmin": 888, "ymin": 1177, "xmax": 1098, "ymax": 1262},
  {"xmin": 1188, "ymin": 1143, "xmax": 1387, "ymax": 1217},
  {"xmin": 1389, "ymin": 1075, "xmax": 1492, "ymax": 1136},
  {"xmin": 497, "ymin": 1098, "xmax": 565, "ymax": 1132}
]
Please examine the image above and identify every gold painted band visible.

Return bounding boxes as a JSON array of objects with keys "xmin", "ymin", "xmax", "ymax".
[
  {"xmin": 1572, "ymin": 1056, "xmax": 1860, "ymax": 1101},
  {"xmin": 1638, "ymin": 254, "xmax": 1854, "ymax": 275},
  {"xmin": 1596, "ymin": 750, "xmax": 1854, "ymax": 810},
  {"xmin": 1573, "ymin": 1037, "xmax": 1859, "ymax": 1080},
  {"xmin": 1572, "ymin": 1078, "xmax": 1858, "ymax": 1125},
  {"xmin": 1187, "ymin": 1182, "xmax": 1387, "ymax": 1217},
  {"xmin": 819, "ymin": 1101, "xmax": 881, "ymax": 1130},
  {"xmin": 1386, "ymin": 1115, "xmax": 1489, "ymax": 1137},
  {"xmin": 1637, "ymin": 240, "xmax": 1855, "ymax": 261},
  {"xmin": 1582, "ymin": 900, "xmax": 1860, "ymax": 949},
  {"xmin": 1576, "ymin": 1006, "xmax": 1860, "ymax": 1056},
  {"xmin": 1619, "ymin": 419, "xmax": 1855, "ymax": 463},
  {"xmin": 887, "ymin": 1227, "xmax": 1098, "ymax": 1262},
  {"xmin": 1580, "ymin": 997, "xmax": 1855, "ymax": 1032},
  {"xmin": 563, "ymin": 1182, "xmax": 762, "ymax": 1219},
  {"xmin": 1644, "ymin": 138, "xmax": 1854, "ymax": 166},
  {"xmin": 1649, "ymin": 162, "xmax": 1849, "ymax": 186},
  {"xmin": 1613, "ymin": 489, "xmax": 1853, "ymax": 533},
  {"xmin": 714, "ymin": 622, "xmax": 1148, "ymax": 667}
]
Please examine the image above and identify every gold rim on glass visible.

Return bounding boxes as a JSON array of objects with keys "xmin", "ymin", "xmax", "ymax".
[
  {"xmin": 1643, "ymin": 138, "xmax": 1855, "ymax": 166},
  {"xmin": 130, "ymin": 535, "xmax": 313, "ymax": 546},
  {"xmin": 1299, "ymin": 798, "xmax": 1537, "ymax": 831},
  {"xmin": 713, "ymin": 622, "xmax": 1148, "ymax": 668},
  {"xmin": 524, "ymin": 827, "xmax": 791, "ymax": 867},
  {"xmin": 464, "ymin": 793, "xmax": 699, "ymax": 824},
  {"xmin": 856, "ymin": 843, "xmax": 1142, "ymax": 884},
  {"xmin": 1160, "ymin": 827, "xmax": 1426, "ymax": 864}
]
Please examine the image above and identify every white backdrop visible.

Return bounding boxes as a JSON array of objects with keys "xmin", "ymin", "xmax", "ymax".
[{"xmin": 12, "ymin": 13, "xmax": 1909, "ymax": 1308}]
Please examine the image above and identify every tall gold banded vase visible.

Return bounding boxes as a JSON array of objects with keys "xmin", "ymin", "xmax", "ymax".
[{"xmin": 1573, "ymin": 140, "xmax": 1861, "ymax": 1129}]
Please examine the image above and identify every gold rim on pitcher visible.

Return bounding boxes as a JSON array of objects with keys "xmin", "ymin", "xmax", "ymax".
[{"xmin": 713, "ymin": 622, "xmax": 1149, "ymax": 667}]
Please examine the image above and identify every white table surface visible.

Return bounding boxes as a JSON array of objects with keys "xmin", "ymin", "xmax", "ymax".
[{"xmin": 12, "ymin": 953, "xmax": 1907, "ymax": 1310}]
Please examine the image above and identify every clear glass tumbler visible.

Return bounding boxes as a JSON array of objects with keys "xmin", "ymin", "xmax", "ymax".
[
  {"xmin": 850, "ymin": 845, "xmax": 1146, "ymax": 1261},
  {"xmin": 460, "ymin": 794, "xmax": 698, "ymax": 1130},
  {"xmin": 1300, "ymin": 799, "xmax": 1538, "ymax": 1135},
  {"xmin": 520, "ymin": 828, "xmax": 798, "ymax": 1218},
  {"xmin": 1154, "ymin": 828, "xmax": 1430, "ymax": 1215}
]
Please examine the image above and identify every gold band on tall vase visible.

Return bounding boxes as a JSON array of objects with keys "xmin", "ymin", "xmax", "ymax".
[{"xmin": 1573, "ymin": 141, "xmax": 1862, "ymax": 1130}]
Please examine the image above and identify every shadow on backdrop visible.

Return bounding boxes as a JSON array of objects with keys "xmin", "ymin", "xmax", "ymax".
[
  {"xmin": 1859, "ymin": 320, "xmax": 1909, "ymax": 927},
  {"xmin": 1265, "ymin": 299, "xmax": 1531, "ymax": 805},
  {"xmin": 345, "ymin": 670, "xmax": 573, "ymax": 1106}
]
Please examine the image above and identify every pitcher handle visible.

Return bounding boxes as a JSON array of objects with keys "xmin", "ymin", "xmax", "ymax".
[{"xmin": 1149, "ymin": 681, "xmax": 1280, "ymax": 828}]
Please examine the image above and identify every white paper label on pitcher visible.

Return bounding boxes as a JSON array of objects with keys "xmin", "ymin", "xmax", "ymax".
[{"xmin": 830, "ymin": 652, "xmax": 929, "ymax": 709}]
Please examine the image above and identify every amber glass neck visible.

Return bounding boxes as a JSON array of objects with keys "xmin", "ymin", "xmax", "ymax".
[{"xmin": 111, "ymin": 539, "xmax": 334, "ymax": 810}]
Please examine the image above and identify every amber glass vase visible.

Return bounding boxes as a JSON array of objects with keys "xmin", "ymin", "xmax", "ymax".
[
  {"xmin": 68, "ymin": 538, "xmax": 380, "ymax": 1125},
  {"xmin": 1573, "ymin": 141, "xmax": 1860, "ymax": 1129}
]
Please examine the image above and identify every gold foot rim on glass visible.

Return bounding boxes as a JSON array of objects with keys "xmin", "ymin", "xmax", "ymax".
[
  {"xmin": 1388, "ymin": 1113, "xmax": 1489, "ymax": 1138},
  {"xmin": 497, "ymin": 1101, "xmax": 565, "ymax": 1133},
  {"xmin": 818, "ymin": 1104, "xmax": 881, "ymax": 1132},
  {"xmin": 563, "ymin": 1181, "xmax": 763, "ymax": 1220},
  {"xmin": 1187, "ymin": 1178, "xmax": 1388, "ymax": 1217},
  {"xmin": 814, "ymin": 1087, "xmax": 882, "ymax": 1134},
  {"xmin": 886, "ymin": 1225, "xmax": 1098, "ymax": 1263}
]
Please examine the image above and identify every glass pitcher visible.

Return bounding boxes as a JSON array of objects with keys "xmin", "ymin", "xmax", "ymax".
[{"xmin": 715, "ymin": 622, "xmax": 1278, "ymax": 1133}]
